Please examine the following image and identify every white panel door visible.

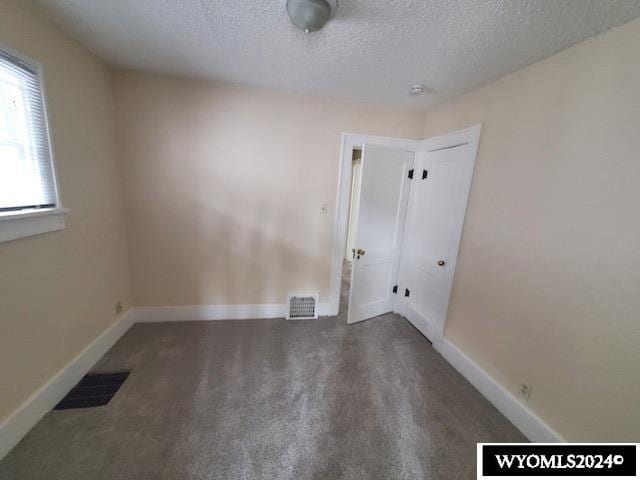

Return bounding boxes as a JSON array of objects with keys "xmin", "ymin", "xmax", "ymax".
[
  {"xmin": 347, "ymin": 144, "xmax": 414, "ymax": 324},
  {"xmin": 397, "ymin": 127, "xmax": 480, "ymax": 343}
]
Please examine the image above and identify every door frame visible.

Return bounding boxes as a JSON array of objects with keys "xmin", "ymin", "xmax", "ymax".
[{"xmin": 328, "ymin": 133, "xmax": 422, "ymax": 316}]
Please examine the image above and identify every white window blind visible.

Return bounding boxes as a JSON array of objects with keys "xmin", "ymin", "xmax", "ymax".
[{"xmin": 0, "ymin": 49, "xmax": 57, "ymax": 212}]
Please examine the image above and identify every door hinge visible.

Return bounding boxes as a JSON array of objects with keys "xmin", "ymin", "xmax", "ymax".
[
  {"xmin": 404, "ymin": 288, "xmax": 410, "ymax": 297},
  {"xmin": 392, "ymin": 285, "xmax": 398, "ymax": 294},
  {"xmin": 422, "ymin": 169, "xmax": 428, "ymax": 180},
  {"xmin": 408, "ymin": 169, "xmax": 414, "ymax": 179}
]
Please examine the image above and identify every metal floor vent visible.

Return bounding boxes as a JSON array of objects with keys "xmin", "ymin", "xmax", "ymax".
[
  {"xmin": 287, "ymin": 292, "xmax": 319, "ymax": 320},
  {"xmin": 54, "ymin": 371, "xmax": 130, "ymax": 410}
]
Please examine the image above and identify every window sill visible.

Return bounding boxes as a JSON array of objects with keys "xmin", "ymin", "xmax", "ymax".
[{"xmin": 0, "ymin": 207, "xmax": 69, "ymax": 243}]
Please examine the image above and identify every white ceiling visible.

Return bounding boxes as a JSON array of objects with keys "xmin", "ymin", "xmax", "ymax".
[{"xmin": 35, "ymin": 0, "xmax": 640, "ymax": 109}]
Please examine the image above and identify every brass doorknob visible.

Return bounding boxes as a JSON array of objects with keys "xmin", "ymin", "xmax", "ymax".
[
  {"xmin": 437, "ymin": 260, "xmax": 446, "ymax": 266},
  {"xmin": 356, "ymin": 248, "xmax": 365, "ymax": 259}
]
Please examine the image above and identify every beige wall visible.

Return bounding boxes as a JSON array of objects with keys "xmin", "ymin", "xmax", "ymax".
[
  {"xmin": 113, "ymin": 71, "xmax": 424, "ymax": 307},
  {"xmin": 423, "ymin": 18, "xmax": 640, "ymax": 441},
  {"xmin": 0, "ymin": 0, "xmax": 131, "ymax": 422},
  {"xmin": 3, "ymin": 0, "xmax": 637, "ymax": 445}
]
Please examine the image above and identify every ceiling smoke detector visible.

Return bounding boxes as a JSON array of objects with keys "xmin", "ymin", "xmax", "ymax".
[
  {"xmin": 410, "ymin": 85, "xmax": 425, "ymax": 96},
  {"xmin": 286, "ymin": 0, "xmax": 338, "ymax": 33}
]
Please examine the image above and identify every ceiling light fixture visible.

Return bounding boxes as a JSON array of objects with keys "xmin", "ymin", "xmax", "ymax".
[{"xmin": 286, "ymin": 0, "xmax": 338, "ymax": 33}]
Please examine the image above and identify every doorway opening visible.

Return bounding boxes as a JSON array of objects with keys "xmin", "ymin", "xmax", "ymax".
[
  {"xmin": 338, "ymin": 147, "xmax": 361, "ymax": 320},
  {"xmin": 334, "ymin": 141, "xmax": 416, "ymax": 324},
  {"xmin": 328, "ymin": 134, "xmax": 421, "ymax": 321},
  {"xmin": 329, "ymin": 128, "xmax": 481, "ymax": 345}
]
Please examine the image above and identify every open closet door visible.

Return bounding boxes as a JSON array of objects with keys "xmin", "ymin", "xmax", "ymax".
[
  {"xmin": 396, "ymin": 126, "xmax": 481, "ymax": 344},
  {"xmin": 347, "ymin": 144, "xmax": 414, "ymax": 324}
]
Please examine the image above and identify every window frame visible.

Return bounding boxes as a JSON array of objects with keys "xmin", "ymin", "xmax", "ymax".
[{"xmin": 0, "ymin": 43, "xmax": 68, "ymax": 243}]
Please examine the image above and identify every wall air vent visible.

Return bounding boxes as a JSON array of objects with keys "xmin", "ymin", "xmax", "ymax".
[{"xmin": 286, "ymin": 292, "xmax": 319, "ymax": 320}]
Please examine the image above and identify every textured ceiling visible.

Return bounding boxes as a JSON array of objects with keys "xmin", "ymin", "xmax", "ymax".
[{"xmin": 35, "ymin": 0, "xmax": 640, "ymax": 109}]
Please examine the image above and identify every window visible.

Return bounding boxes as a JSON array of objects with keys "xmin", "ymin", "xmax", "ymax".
[{"xmin": 0, "ymin": 46, "xmax": 66, "ymax": 242}]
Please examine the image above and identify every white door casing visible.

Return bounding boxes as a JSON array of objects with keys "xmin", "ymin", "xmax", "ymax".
[
  {"xmin": 347, "ymin": 144, "xmax": 414, "ymax": 324},
  {"xmin": 395, "ymin": 125, "xmax": 481, "ymax": 348}
]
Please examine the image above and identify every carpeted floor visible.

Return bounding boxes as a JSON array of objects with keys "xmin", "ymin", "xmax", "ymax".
[
  {"xmin": 0, "ymin": 319, "xmax": 524, "ymax": 479},
  {"xmin": 0, "ymin": 266, "xmax": 525, "ymax": 479},
  {"xmin": 337, "ymin": 260, "xmax": 352, "ymax": 322}
]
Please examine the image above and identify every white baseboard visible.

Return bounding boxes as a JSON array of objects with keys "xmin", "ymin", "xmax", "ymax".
[
  {"xmin": 132, "ymin": 302, "xmax": 333, "ymax": 322},
  {"xmin": 439, "ymin": 338, "xmax": 564, "ymax": 443},
  {"xmin": 0, "ymin": 309, "xmax": 135, "ymax": 460}
]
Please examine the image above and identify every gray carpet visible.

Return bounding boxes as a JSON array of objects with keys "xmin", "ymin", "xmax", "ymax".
[
  {"xmin": 0, "ymin": 266, "xmax": 525, "ymax": 479},
  {"xmin": 0, "ymin": 317, "xmax": 524, "ymax": 479},
  {"xmin": 337, "ymin": 259, "xmax": 352, "ymax": 322}
]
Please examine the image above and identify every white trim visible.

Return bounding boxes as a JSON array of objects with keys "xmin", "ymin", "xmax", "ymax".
[
  {"xmin": 0, "ymin": 309, "xmax": 135, "ymax": 460},
  {"xmin": 439, "ymin": 338, "xmax": 564, "ymax": 443},
  {"xmin": 329, "ymin": 133, "xmax": 422, "ymax": 316},
  {"xmin": 0, "ymin": 208, "xmax": 69, "ymax": 243},
  {"xmin": 423, "ymin": 124, "xmax": 481, "ymax": 152},
  {"xmin": 131, "ymin": 302, "xmax": 333, "ymax": 323}
]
